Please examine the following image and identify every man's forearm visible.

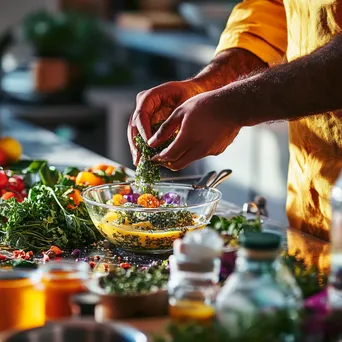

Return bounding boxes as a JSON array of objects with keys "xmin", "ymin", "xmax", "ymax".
[
  {"xmin": 221, "ymin": 34, "xmax": 342, "ymax": 126},
  {"xmin": 192, "ymin": 48, "xmax": 268, "ymax": 92}
]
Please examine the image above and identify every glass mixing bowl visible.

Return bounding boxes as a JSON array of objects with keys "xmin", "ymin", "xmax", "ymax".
[{"xmin": 82, "ymin": 183, "xmax": 222, "ymax": 254}]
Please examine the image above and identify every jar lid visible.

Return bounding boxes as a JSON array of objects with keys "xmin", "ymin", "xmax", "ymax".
[{"xmin": 238, "ymin": 232, "xmax": 281, "ymax": 250}]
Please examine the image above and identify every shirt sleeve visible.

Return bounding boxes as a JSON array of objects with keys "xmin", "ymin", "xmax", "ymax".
[{"xmin": 215, "ymin": 0, "xmax": 288, "ymax": 65}]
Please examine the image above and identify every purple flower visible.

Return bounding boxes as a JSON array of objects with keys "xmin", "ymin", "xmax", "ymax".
[
  {"xmin": 124, "ymin": 193, "xmax": 140, "ymax": 203},
  {"xmin": 71, "ymin": 249, "xmax": 81, "ymax": 257},
  {"xmin": 162, "ymin": 192, "xmax": 181, "ymax": 205}
]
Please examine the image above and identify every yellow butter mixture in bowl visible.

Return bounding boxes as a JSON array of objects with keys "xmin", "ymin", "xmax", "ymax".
[{"xmin": 82, "ymin": 183, "xmax": 221, "ymax": 253}]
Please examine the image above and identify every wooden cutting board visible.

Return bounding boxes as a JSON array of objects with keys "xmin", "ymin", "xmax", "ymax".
[{"xmin": 116, "ymin": 11, "xmax": 187, "ymax": 31}]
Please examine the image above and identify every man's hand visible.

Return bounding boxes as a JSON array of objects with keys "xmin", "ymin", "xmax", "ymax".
[
  {"xmin": 128, "ymin": 49, "xmax": 267, "ymax": 166},
  {"xmin": 128, "ymin": 80, "xmax": 203, "ymax": 165},
  {"xmin": 148, "ymin": 90, "xmax": 241, "ymax": 170}
]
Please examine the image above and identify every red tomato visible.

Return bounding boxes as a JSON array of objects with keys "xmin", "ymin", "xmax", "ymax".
[
  {"xmin": 0, "ymin": 171, "xmax": 8, "ymax": 188},
  {"xmin": 11, "ymin": 175, "xmax": 25, "ymax": 192},
  {"xmin": 7, "ymin": 176, "xmax": 25, "ymax": 192},
  {"xmin": 2, "ymin": 192, "xmax": 16, "ymax": 200},
  {"xmin": 2, "ymin": 191, "xmax": 23, "ymax": 202}
]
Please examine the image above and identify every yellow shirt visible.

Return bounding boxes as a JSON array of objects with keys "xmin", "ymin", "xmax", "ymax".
[{"xmin": 216, "ymin": 0, "xmax": 342, "ymax": 241}]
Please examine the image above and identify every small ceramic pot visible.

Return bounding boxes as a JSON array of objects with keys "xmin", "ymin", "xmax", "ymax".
[{"xmin": 95, "ymin": 290, "xmax": 168, "ymax": 321}]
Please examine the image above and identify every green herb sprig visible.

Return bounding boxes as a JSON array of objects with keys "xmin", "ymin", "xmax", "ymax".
[{"xmin": 135, "ymin": 121, "xmax": 176, "ymax": 192}]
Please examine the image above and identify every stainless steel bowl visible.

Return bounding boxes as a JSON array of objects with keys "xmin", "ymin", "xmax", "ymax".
[{"xmin": 4, "ymin": 320, "xmax": 147, "ymax": 342}]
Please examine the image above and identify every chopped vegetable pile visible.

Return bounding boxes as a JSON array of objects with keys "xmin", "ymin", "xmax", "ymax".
[
  {"xmin": 0, "ymin": 161, "xmax": 127, "ymax": 251},
  {"xmin": 98, "ymin": 261, "xmax": 169, "ymax": 295}
]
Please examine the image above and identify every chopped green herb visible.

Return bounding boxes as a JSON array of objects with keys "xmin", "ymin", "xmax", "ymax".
[
  {"xmin": 135, "ymin": 121, "xmax": 176, "ymax": 192},
  {"xmin": 99, "ymin": 262, "xmax": 169, "ymax": 295}
]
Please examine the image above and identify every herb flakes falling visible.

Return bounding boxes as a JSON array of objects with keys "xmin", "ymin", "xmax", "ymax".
[{"xmin": 135, "ymin": 121, "xmax": 177, "ymax": 192}]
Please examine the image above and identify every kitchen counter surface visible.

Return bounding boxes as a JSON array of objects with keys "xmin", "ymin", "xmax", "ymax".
[
  {"xmin": 0, "ymin": 113, "xmax": 329, "ymax": 272},
  {"xmin": 0, "ymin": 114, "xmax": 330, "ymax": 340}
]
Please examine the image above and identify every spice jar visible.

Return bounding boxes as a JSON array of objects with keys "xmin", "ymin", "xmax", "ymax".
[
  {"xmin": 0, "ymin": 270, "xmax": 45, "ymax": 333},
  {"xmin": 216, "ymin": 232, "xmax": 302, "ymax": 339},
  {"xmin": 41, "ymin": 261, "xmax": 90, "ymax": 321},
  {"xmin": 168, "ymin": 228, "xmax": 223, "ymax": 323}
]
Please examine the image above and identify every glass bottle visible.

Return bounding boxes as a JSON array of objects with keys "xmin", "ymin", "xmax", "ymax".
[
  {"xmin": 40, "ymin": 261, "xmax": 90, "ymax": 321},
  {"xmin": 216, "ymin": 232, "xmax": 302, "ymax": 340},
  {"xmin": 168, "ymin": 228, "xmax": 223, "ymax": 323},
  {"xmin": 0, "ymin": 270, "xmax": 45, "ymax": 332}
]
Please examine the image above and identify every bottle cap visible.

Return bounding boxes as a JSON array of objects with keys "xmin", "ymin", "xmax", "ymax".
[{"xmin": 239, "ymin": 232, "xmax": 281, "ymax": 251}]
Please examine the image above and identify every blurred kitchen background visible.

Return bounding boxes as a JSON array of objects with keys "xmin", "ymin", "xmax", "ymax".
[{"xmin": 0, "ymin": 0, "xmax": 289, "ymax": 225}]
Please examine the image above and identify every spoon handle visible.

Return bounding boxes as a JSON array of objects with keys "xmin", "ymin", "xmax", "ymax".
[
  {"xmin": 207, "ymin": 169, "xmax": 232, "ymax": 188},
  {"xmin": 194, "ymin": 170, "xmax": 217, "ymax": 188}
]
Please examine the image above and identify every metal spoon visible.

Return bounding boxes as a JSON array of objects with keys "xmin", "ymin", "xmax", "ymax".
[
  {"xmin": 193, "ymin": 170, "xmax": 217, "ymax": 189},
  {"xmin": 206, "ymin": 169, "xmax": 232, "ymax": 189},
  {"xmin": 187, "ymin": 169, "xmax": 232, "ymax": 204}
]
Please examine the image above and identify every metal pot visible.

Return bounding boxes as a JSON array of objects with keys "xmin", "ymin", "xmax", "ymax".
[{"xmin": 4, "ymin": 319, "xmax": 147, "ymax": 342}]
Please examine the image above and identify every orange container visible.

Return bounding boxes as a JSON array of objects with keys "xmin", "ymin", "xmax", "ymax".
[
  {"xmin": 169, "ymin": 300, "xmax": 215, "ymax": 323},
  {"xmin": 0, "ymin": 270, "xmax": 45, "ymax": 333},
  {"xmin": 41, "ymin": 262, "xmax": 90, "ymax": 321}
]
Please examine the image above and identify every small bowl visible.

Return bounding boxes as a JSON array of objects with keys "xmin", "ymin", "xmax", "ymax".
[
  {"xmin": 95, "ymin": 290, "xmax": 168, "ymax": 320},
  {"xmin": 4, "ymin": 319, "xmax": 147, "ymax": 342},
  {"xmin": 82, "ymin": 182, "xmax": 221, "ymax": 254}
]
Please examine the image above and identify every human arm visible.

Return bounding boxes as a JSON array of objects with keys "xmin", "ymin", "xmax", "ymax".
[
  {"xmin": 222, "ymin": 32, "xmax": 342, "ymax": 126},
  {"xmin": 149, "ymin": 33, "xmax": 342, "ymax": 170},
  {"xmin": 128, "ymin": 0, "xmax": 287, "ymax": 165}
]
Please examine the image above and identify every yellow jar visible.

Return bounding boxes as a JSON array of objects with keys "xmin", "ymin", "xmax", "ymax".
[
  {"xmin": 41, "ymin": 261, "xmax": 89, "ymax": 321},
  {"xmin": 0, "ymin": 270, "xmax": 45, "ymax": 333}
]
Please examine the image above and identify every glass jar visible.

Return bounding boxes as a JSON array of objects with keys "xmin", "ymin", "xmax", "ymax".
[
  {"xmin": 168, "ymin": 229, "xmax": 223, "ymax": 324},
  {"xmin": 216, "ymin": 232, "xmax": 302, "ymax": 340},
  {"xmin": 41, "ymin": 261, "xmax": 90, "ymax": 320},
  {"xmin": 0, "ymin": 270, "xmax": 45, "ymax": 332}
]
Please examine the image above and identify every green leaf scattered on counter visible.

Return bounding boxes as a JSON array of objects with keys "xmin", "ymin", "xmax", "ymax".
[{"xmin": 209, "ymin": 215, "xmax": 262, "ymax": 238}]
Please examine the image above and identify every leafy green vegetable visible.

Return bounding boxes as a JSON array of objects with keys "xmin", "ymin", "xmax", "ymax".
[
  {"xmin": 209, "ymin": 215, "xmax": 262, "ymax": 237},
  {"xmin": 39, "ymin": 162, "xmax": 62, "ymax": 187},
  {"xmin": 99, "ymin": 262, "xmax": 169, "ymax": 295},
  {"xmin": 25, "ymin": 160, "xmax": 47, "ymax": 173},
  {"xmin": 0, "ymin": 184, "xmax": 100, "ymax": 251},
  {"xmin": 63, "ymin": 167, "xmax": 80, "ymax": 177}
]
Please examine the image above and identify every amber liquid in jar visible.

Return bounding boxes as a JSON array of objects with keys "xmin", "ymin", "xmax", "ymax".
[
  {"xmin": 169, "ymin": 300, "xmax": 215, "ymax": 324},
  {"xmin": 41, "ymin": 262, "xmax": 89, "ymax": 321},
  {"xmin": 0, "ymin": 270, "xmax": 45, "ymax": 333}
]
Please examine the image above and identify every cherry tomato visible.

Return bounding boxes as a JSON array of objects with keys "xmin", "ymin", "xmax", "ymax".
[
  {"xmin": 2, "ymin": 192, "xmax": 16, "ymax": 200},
  {"xmin": 8, "ymin": 176, "xmax": 25, "ymax": 192},
  {"xmin": 2, "ymin": 191, "xmax": 23, "ymax": 202},
  {"xmin": 75, "ymin": 172, "xmax": 104, "ymax": 186}
]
